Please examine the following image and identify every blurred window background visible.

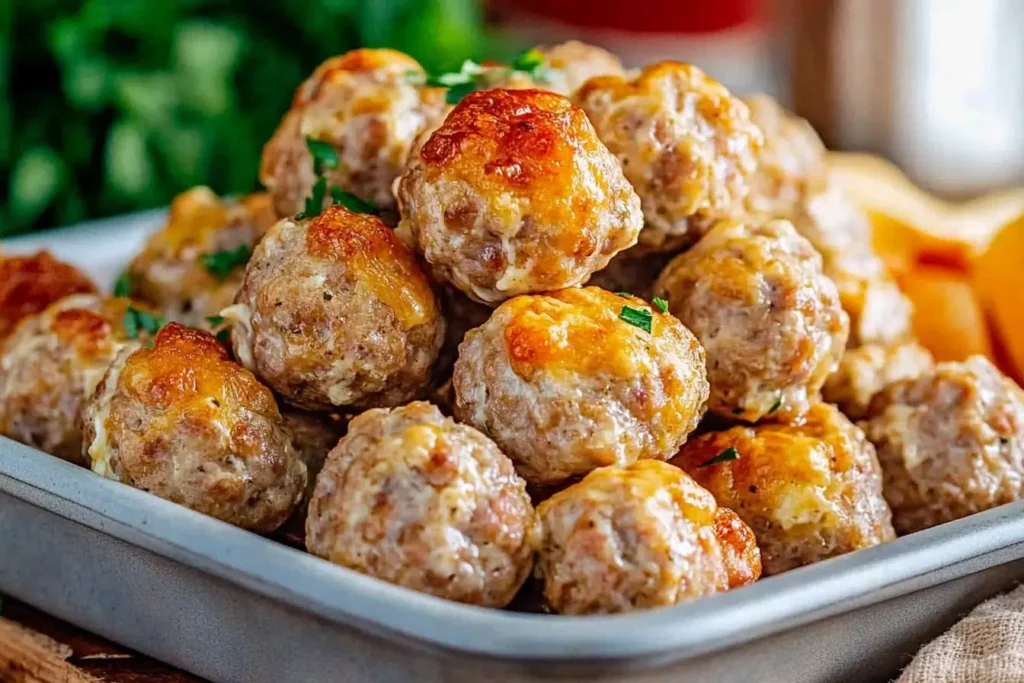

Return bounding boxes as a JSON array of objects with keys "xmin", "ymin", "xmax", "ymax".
[{"xmin": 3, "ymin": 0, "xmax": 1022, "ymax": 236}]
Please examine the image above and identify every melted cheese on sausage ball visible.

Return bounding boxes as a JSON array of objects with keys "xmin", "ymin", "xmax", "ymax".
[
  {"xmin": 654, "ymin": 219, "xmax": 848, "ymax": 422},
  {"xmin": 305, "ymin": 401, "xmax": 536, "ymax": 608},
  {"xmin": 672, "ymin": 403, "xmax": 895, "ymax": 576},
  {"xmin": 534, "ymin": 459, "xmax": 760, "ymax": 615},
  {"xmin": 0, "ymin": 251, "xmax": 96, "ymax": 341},
  {"xmin": 397, "ymin": 88, "xmax": 643, "ymax": 304},
  {"xmin": 226, "ymin": 205, "xmax": 445, "ymax": 411},
  {"xmin": 574, "ymin": 62, "xmax": 763, "ymax": 252},
  {"xmin": 823, "ymin": 342, "xmax": 934, "ymax": 420},
  {"xmin": 261, "ymin": 48, "xmax": 448, "ymax": 216},
  {"xmin": 82, "ymin": 324, "xmax": 306, "ymax": 532},
  {"xmin": 453, "ymin": 286, "xmax": 708, "ymax": 485}
]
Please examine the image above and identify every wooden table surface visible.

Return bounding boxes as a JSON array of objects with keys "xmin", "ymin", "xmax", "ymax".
[{"xmin": 0, "ymin": 597, "xmax": 202, "ymax": 683}]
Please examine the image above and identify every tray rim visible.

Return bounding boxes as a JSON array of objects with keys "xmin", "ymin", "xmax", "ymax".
[{"xmin": 5, "ymin": 435, "xmax": 1024, "ymax": 666}]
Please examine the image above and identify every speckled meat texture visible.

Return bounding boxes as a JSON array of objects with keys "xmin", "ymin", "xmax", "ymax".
[
  {"xmin": 533, "ymin": 459, "xmax": 760, "ymax": 615},
  {"xmin": 82, "ymin": 324, "xmax": 306, "ymax": 532},
  {"xmin": 396, "ymin": 88, "xmax": 643, "ymax": 304},
  {"xmin": 742, "ymin": 94, "xmax": 829, "ymax": 219},
  {"xmin": 574, "ymin": 62, "xmax": 763, "ymax": 253},
  {"xmin": 0, "ymin": 251, "xmax": 96, "ymax": 341},
  {"xmin": 861, "ymin": 356, "xmax": 1024, "ymax": 535},
  {"xmin": 672, "ymin": 403, "xmax": 895, "ymax": 576},
  {"xmin": 824, "ymin": 342, "xmax": 934, "ymax": 420},
  {"xmin": 654, "ymin": 219, "xmax": 848, "ymax": 423},
  {"xmin": 226, "ymin": 205, "xmax": 445, "ymax": 412},
  {"xmin": 0, "ymin": 294, "xmax": 146, "ymax": 464},
  {"xmin": 127, "ymin": 187, "xmax": 275, "ymax": 329},
  {"xmin": 305, "ymin": 401, "xmax": 536, "ymax": 608},
  {"xmin": 453, "ymin": 286, "xmax": 708, "ymax": 486},
  {"xmin": 260, "ymin": 48, "xmax": 448, "ymax": 216}
]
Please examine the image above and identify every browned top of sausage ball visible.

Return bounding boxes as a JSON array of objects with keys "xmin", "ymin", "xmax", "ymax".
[
  {"xmin": 0, "ymin": 251, "xmax": 96, "ymax": 341},
  {"xmin": 672, "ymin": 403, "xmax": 895, "ymax": 576},
  {"xmin": 261, "ymin": 48, "xmax": 448, "ymax": 216},
  {"xmin": 397, "ymin": 88, "xmax": 642, "ymax": 303},
  {"xmin": 743, "ymin": 94, "xmax": 828, "ymax": 218},
  {"xmin": 305, "ymin": 401, "xmax": 536, "ymax": 608},
  {"xmin": 823, "ymin": 342, "xmax": 934, "ymax": 420},
  {"xmin": 128, "ymin": 187, "xmax": 272, "ymax": 329},
  {"xmin": 454, "ymin": 287, "xmax": 709, "ymax": 485},
  {"xmin": 861, "ymin": 356, "xmax": 1024, "ymax": 534},
  {"xmin": 0, "ymin": 295, "xmax": 149, "ymax": 464},
  {"xmin": 655, "ymin": 219, "xmax": 849, "ymax": 422},
  {"xmin": 575, "ymin": 62, "xmax": 762, "ymax": 251},
  {"xmin": 227, "ymin": 205, "xmax": 444, "ymax": 411},
  {"xmin": 534, "ymin": 460, "xmax": 760, "ymax": 614},
  {"xmin": 83, "ymin": 324, "xmax": 306, "ymax": 532}
]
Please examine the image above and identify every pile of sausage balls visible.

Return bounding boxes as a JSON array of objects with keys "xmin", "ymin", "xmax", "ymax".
[{"xmin": 3, "ymin": 43, "xmax": 1024, "ymax": 616}]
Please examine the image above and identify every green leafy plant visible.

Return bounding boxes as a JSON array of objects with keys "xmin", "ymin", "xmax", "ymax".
[{"xmin": 2, "ymin": 0, "xmax": 510, "ymax": 236}]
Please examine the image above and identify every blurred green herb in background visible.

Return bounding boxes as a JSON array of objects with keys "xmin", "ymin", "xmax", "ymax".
[{"xmin": 2, "ymin": 0, "xmax": 511, "ymax": 236}]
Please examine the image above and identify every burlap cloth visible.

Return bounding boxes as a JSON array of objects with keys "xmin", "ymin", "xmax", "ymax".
[{"xmin": 898, "ymin": 584, "xmax": 1024, "ymax": 682}]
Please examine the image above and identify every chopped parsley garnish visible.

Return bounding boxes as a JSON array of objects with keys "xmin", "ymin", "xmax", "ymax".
[
  {"xmin": 652, "ymin": 297, "xmax": 669, "ymax": 313},
  {"xmin": 297, "ymin": 175, "xmax": 329, "ymax": 220},
  {"xmin": 768, "ymin": 397, "xmax": 783, "ymax": 414},
  {"xmin": 424, "ymin": 59, "xmax": 485, "ymax": 88},
  {"xmin": 306, "ymin": 138, "xmax": 339, "ymax": 174},
  {"xmin": 202, "ymin": 244, "xmax": 250, "ymax": 281},
  {"xmin": 113, "ymin": 272, "xmax": 133, "ymax": 297},
  {"xmin": 511, "ymin": 48, "xmax": 545, "ymax": 74},
  {"xmin": 205, "ymin": 315, "xmax": 225, "ymax": 327},
  {"xmin": 445, "ymin": 81, "xmax": 477, "ymax": 105},
  {"xmin": 123, "ymin": 306, "xmax": 166, "ymax": 339},
  {"xmin": 216, "ymin": 329, "xmax": 231, "ymax": 344},
  {"xmin": 330, "ymin": 185, "xmax": 379, "ymax": 215},
  {"xmin": 697, "ymin": 447, "xmax": 739, "ymax": 468},
  {"xmin": 411, "ymin": 49, "xmax": 552, "ymax": 105},
  {"xmin": 619, "ymin": 305, "xmax": 652, "ymax": 333},
  {"xmin": 616, "ymin": 291, "xmax": 632, "ymax": 298}
]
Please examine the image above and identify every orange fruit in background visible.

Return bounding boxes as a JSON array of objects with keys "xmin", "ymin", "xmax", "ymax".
[
  {"xmin": 898, "ymin": 266, "xmax": 992, "ymax": 364},
  {"xmin": 973, "ymin": 212, "xmax": 1024, "ymax": 383}
]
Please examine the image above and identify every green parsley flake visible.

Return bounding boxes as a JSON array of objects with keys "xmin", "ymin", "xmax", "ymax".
[
  {"xmin": 768, "ymin": 397, "xmax": 783, "ymax": 414},
  {"xmin": 297, "ymin": 176, "xmax": 328, "ymax": 220},
  {"xmin": 652, "ymin": 297, "xmax": 669, "ymax": 313},
  {"xmin": 206, "ymin": 315, "xmax": 225, "ymax": 327},
  {"xmin": 123, "ymin": 306, "xmax": 166, "ymax": 340},
  {"xmin": 616, "ymin": 291, "xmax": 632, "ymax": 298},
  {"xmin": 619, "ymin": 305, "xmax": 652, "ymax": 333},
  {"xmin": 330, "ymin": 186, "xmax": 379, "ymax": 215},
  {"xmin": 202, "ymin": 244, "xmax": 251, "ymax": 281},
  {"xmin": 113, "ymin": 272, "xmax": 133, "ymax": 297},
  {"xmin": 511, "ymin": 48, "xmax": 545, "ymax": 73},
  {"xmin": 697, "ymin": 447, "xmax": 739, "ymax": 468},
  {"xmin": 306, "ymin": 138, "xmax": 339, "ymax": 174},
  {"xmin": 216, "ymin": 329, "xmax": 231, "ymax": 344}
]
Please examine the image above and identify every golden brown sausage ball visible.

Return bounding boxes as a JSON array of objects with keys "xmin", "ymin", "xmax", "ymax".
[
  {"xmin": 305, "ymin": 401, "xmax": 535, "ymax": 608},
  {"xmin": 672, "ymin": 403, "xmax": 895, "ymax": 576},
  {"xmin": 82, "ymin": 324, "xmax": 306, "ymax": 531},
  {"xmin": 396, "ymin": 88, "xmax": 643, "ymax": 304},
  {"xmin": 453, "ymin": 287, "xmax": 708, "ymax": 485},
  {"xmin": 0, "ymin": 295, "xmax": 145, "ymax": 464},
  {"xmin": 261, "ymin": 48, "xmax": 448, "ymax": 216},
  {"xmin": 823, "ymin": 342, "xmax": 934, "ymax": 420},
  {"xmin": 574, "ymin": 62, "xmax": 763, "ymax": 252},
  {"xmin": 127, "ymin": 187, "xmax": 274, "ymax": 329},
  {"xmin": 742, "ymin": 94, "xmax": 828, "ymax": 218},
  {"xmin": 654, "ymin": 219, "xmax": 848, "ymax": 422},
  {"xmin": 225, "ymin": 205, "xmax": 445, "ymax": 412},
  {"xmin": 0, "ymin": 251, "xmax": 96, "ymax": 341},
  {"xmin": 861, "ymin": 356, "xmax": 1024, "ymax": 534},
  {"xmin": 534, "ymin": 460, "xmax": 761, "ymax": 615}
]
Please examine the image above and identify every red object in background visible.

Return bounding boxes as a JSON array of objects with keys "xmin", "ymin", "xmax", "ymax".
[{"xmin": 504, "ymin": 0, "xmax": 759, "ymax": 34}]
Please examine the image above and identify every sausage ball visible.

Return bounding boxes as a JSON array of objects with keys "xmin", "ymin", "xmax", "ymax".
[
  {"xmin": 861, "ymin": 356, "xmax": 1024, "ymax": 534},
  {"xmin": 0, "ymin": 295, "xmax": 146, "ymax": 464},
  {"xmin": 0, "ymin": 251, "xmax": 96, "ymax": 341},
  {"xmin": 742, "ymin": 94, "xmax": 828, "ymax": 218},
  {"xmin": 281, "ymin": 410, "xmax": 346, "ymax": 506},
  {"xmin": 305, "ymin": 401, "xmax": 536, "ymax": 608},
  {"xmin": 574, "ymin": 62, "xmax": 763, "ymax": 252},
  {"xmin": 672, "ymin": 403, "xmax": 896, "ymax": 576},
  {"xmin": 534, "ymin": 459, "xmax": 761, "ymax": 615},
  {"xmin": 127, "ymin": 187, "xmax": 274, "ymax": 329},
  {"xmin": 453, "ymin": 287, "xmax": 709, "ymax": 485},
  {"xmin": 654, "ymin": 219, "xmax": 848, "ymax": 422},
  {"xmin": 483, "ymin": 41, "xmax": 626, "ymax": 96},
  {"xmin": 823, "ymin": 342, "xmax": 934, "ymax": 420},
  {"xmin": 225, "ymin": 205, "xmax": 445, "ymax": 411},
  {"xmin": 396, "ymin": 88, "xmax": 643, "ymax": 304},
  {"xmin": 261, "ymin": 48, "xmax": 448, "ymax": 216}
]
